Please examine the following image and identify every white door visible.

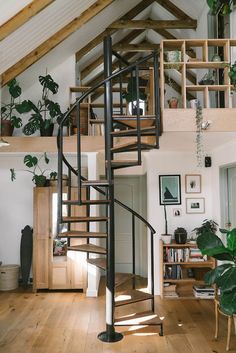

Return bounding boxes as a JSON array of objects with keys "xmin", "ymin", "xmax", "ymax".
[{"xmin": 114, "ymin": 176, "xmax": 147, "ymax": 276}]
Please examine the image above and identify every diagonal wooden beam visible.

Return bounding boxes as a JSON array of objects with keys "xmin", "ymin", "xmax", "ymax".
[
  {"xmin": 154, "ymin": 28, "xmax": 176, "ymax": 40},
  {"xmin": 76, "ymin": 0, "xmax": 156, "ymax": 61},
  {"xmin": 0, "ymin": 0, "xmax": 55, "ymax": 41},
  {"xmin": 1, "ymin": 0, "xmax": 114, "ymax": 86},
  {"xmin": 165, "ymin": 74, "xmax": 195, "ymax": 100},
  {"xmin": 109, "ymin": 19, "xmax": 197, "ymax": 30},
  {"xmin": 80, "ymin": 30, "xmax": 144, "ymax": 80},
  {"xmin": 155, "ymin": 0, "xmax": 194, "ymax": 20}
]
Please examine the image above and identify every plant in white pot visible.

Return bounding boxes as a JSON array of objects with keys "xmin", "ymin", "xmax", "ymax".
[{"xmin": 161, "ymin": 204, "xmax": 172, "ymax": 244}]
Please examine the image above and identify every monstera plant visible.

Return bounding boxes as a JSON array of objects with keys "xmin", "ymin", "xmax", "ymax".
[
  {"xmin": 197, "ymin": 228, "xmax": 236, "ymax": 315},
  {"xmin": 22, "ymin": 74, "xmax": 63, "ymax": 136}
]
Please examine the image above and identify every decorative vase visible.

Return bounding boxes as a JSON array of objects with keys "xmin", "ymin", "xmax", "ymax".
[
  {"xmin": 1, "ymin": 120, "xmax": 14, "ymax": 136},
  {"xmin": 174, "ymin": 227, "xmax": 187, "ymax": 244}
]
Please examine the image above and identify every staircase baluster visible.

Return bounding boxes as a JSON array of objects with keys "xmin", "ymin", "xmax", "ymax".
[
  {"xmin": 154, "ymin": 50, "xmax": 161, "ymax": 144},
  {"xmin": 132, "ymin": 214, "xmax": 136, "ymax": 290}
]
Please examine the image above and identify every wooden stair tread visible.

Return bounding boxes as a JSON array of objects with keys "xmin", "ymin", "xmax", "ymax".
[
  {"xmin": 111, "ymin": 126, "xmax": 156, "ymax": 136},
  {"xmin": 58, "ymin": 230, "xmax": 107, "ymax": 238},
  {"xmin": 115, "ymin": 273, "xmax": 135, "ymax": 288},
  {"xmin": 68, "ymin": 244, "xmax": 107, "ymax": 254},
  {"xmin": 62, "ymin": 199, "xmax": 110, "ymax": 205},
  {"xmin": 87, "ymin": 258, "xmax": 106, "ymax": 270},
  {"xmin": 62, "ymin": 216, "xmax": 108, "ymax": 222},
  {"xmin": 110, "ymin": 160, "xmax": 139, "ymax": 168},
  {"xmin": 115, "ymin": 311, "xmax": 162, "ymax": 326},
  {"xmin": 113, "ymin": 115, "xmax": 156, "ymax": 119},
  {"xmin": 82, "ymin": 180, "xmax": 109, "ymax": 186},
  {"xmin": 115, "ymin": 289, "xmax": 153, "ymax": 307},
  {"xmin": 111, "ymin": 141, "xmax": 155, "ymax": 152}
]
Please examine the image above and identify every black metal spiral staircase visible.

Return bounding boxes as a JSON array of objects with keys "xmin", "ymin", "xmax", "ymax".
[{"xmin": 57, "ymin": 36, "xmax": 163, "ymax": 342}]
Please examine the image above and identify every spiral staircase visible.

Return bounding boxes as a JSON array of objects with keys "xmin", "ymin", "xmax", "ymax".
[{"xmin": 57, "ymin": 36, "xmax": 163, "ymax": 342}]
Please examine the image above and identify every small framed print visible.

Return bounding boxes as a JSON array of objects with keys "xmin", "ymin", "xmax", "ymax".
[
  {"xmin": 185, "ymin": 174, "xmax": 201, "ymax": 193},
  {"xmin": 186, "ymin": 198, "xmax": 205, "ymax": 214},
  {"xmin": 173, "ymin": 208, "xmax": 182, "ymax": 217}
]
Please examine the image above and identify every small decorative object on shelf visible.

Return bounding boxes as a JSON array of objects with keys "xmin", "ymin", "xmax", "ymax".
[
  {"xmin": 165, "ymin": 50, "xmax": 181, "ymax": 62},
  {"xmin": 168, "ymin": 97, "xmax": 178, "ymax": 108},
  {"xmin": 211, "ymin": 54, "xmax": 221, "ymax": 62},
  {"xmin": 174, "ymin": 227, "xmax": 187, "ymax": 244},
  {"xmin": 199, "ymin": 72, "xmax": 215, "ymax": 85}
]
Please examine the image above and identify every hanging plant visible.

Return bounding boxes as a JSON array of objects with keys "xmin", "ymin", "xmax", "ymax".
[
  {"xmin": 207, "ymin": 0, "xmax": 236, "ymax": 16},
  {"xmin": 195, "ymin": 101, "xmax": 204, "ymax": 167}
]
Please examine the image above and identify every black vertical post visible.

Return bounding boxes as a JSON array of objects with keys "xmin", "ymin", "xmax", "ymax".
[
  {"xmin": 97, "ymin": 36, "xmax": 123, "ymax": 343},
  {"xmin": 132, "ymin": 214, "xmax": 136, "ymax": 290},
  {"xmin": 153, "ymin": 51, "xmax": 161, "ymax": 148},
  {"xmin": 150, "ymin": 231, "xmax": 155, "ymax": 312}
]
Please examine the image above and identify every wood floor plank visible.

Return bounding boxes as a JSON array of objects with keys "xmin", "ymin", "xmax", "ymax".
[{"xmin": 0, "ymin": 289, "xmax": 235, "ymax": 353}]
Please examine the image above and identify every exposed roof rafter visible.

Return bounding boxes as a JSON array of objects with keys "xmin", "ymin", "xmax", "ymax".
[
  {"xmin": 109, "ymin": 19, "xmax": 197, "ymax": 30},
  {"xmin": 0, "ymin": 0, "xmax": 55, "ymax": 41},
  {"xmin": 1, "ymin": 0, "xmax": 114, "ymax": 86},
  {"xmin": 155, "ymin": 0, "xmax": 194, "ymax": 20}
]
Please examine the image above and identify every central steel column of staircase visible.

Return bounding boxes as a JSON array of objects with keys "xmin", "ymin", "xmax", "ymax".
[{"xmin": 57, "ymin": 35, "xmax": 163, "ymax": 343}]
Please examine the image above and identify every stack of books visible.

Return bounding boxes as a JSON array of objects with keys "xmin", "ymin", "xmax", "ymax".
[
  {"xmin": 163, "ymin": 283, "xmax": 179, "ymax": 298},
  {"xmin": 193, "ymin": 285, "xmax": 215, "ymax": 299},
  {"xmin": 189, "ymin": 247, "xmax": 207, "ymax": 262}
]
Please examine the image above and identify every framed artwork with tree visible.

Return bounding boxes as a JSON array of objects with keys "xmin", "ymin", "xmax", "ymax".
[{"xmin": 159, "ymin": 175, "xmax": 181, "ymax": 205}]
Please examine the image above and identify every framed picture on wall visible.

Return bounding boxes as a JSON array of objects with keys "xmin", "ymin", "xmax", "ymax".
[
  {"xmin": 185, "ymin": 174, "xmax": 201, "ymax": 193},
  {"xmin": 186, "ymin": 198, "xmax": 205, "ymax": 214},
  {"xmin": 173, "ymin": 208, "xmax": 182, "ymax": 217},
  {"xmin": 159, "ymin": 175, "xmax": 181, "ymax": 205}
]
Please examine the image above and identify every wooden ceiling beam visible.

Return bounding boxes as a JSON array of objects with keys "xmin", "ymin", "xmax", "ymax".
[
  {"xmin": 0, "ymin": 0, "xmax": 55, "ymax": 41},
  {"xmin": 155, "ymin": 0, "xmax": 194, "ymax": 20},
  {"xmin": 113, "ymin": 42, "xmax": 160, "ymax": 52},
  {"xmin": 76, "ymin": 0, "xmax": 156, "ymax": 61},
  {"xmin": 153, "ymin": 28, "xmax": 176, "ymax": 40},
  {"xmin": 80, "ymin": 29, "xmax": 144, "ymax": 81},
  {"xmin": 109, "ymin": 19, "xmax": 197, "ymax": 30},
  {"xmin": 1, "ymin": 0, "xmax": 114, "ymax": 86}
]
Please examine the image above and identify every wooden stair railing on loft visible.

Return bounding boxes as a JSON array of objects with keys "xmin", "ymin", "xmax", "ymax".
[{"xmin": 57, "ymin": 36, "xmax": 163, "ymax": 342}]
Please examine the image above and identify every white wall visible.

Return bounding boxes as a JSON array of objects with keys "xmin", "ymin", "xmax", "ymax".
[{"xmin": 145, "ymin": 150, "xmax": 213, "ymax": 294}]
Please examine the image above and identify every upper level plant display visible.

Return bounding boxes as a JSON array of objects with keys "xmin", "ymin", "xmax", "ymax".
[
  {"xmin": 22, "ymin": 74, "xmax": 63, "ymax": 136},
  {"xmin": 10, "ymin": 152, "xmax": 56, "ymax": 187},
  {"xmin": 1, "ymin": 79, "xmax": 31, "ymax": 135},
  {"xmin": 228, "ymin": 61, "xmax": 236, "ymax": 91},
  {"xmin": 207, "ymin": 0, "xmax": 236, "ymax": 15},
  {"xmin": 122, "ymin": 76, "xmax": 147, "ymax": 103}
]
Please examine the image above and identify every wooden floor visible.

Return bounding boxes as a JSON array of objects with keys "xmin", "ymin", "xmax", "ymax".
[{"xmin": 0, "ymin": 286, "xmax": 235, "ymax": 353}]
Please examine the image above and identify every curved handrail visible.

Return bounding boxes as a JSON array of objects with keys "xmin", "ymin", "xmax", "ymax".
[{"xmin": 57, "ymin": 52, "xmax": 157, "ymax": 235}]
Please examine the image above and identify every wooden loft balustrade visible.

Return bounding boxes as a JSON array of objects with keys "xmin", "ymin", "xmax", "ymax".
[{"xmin": 160, "ymin": 38, "xmax": 236, "ymax": 132}]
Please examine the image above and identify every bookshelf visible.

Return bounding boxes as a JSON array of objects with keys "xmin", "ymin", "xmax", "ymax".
[{"xmin": 160, "ymin": 240, "xmax": 215, "ymax": 299}]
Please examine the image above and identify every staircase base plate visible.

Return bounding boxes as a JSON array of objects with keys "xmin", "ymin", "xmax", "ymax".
[{"xmin": 97, "ymin": 331, "xmax": 123, "ymax": 343}]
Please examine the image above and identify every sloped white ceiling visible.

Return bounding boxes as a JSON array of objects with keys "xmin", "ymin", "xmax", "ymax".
[{"xmin": 0, "ymin": 0, "xmax": 32, "ymax": 25}]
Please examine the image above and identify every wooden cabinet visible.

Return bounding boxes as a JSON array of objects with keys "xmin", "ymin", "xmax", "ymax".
[
  {"xmin": 160, "ymin": 39, "xmax": 236, "ymax": 110},
  {"xmin": 33, "ymin": 186, "xmax": 87, "ymax": 292},
  {"xmin": 159, "ymin": 240, "xmax": 215, "ymax": 299}
]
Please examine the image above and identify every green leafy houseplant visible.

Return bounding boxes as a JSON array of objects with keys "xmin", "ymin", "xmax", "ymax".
[
  {"xmin": 10, "ymin": 152, "xmax": 56, "ymax": 187},
  {"xmin": 197, "ymin": 228, "xmax": 236, "ymax": 315},
  {"xmin": 193, "ymin": 219, "xmax": 218, "ymax": 237},
  {"xmin": 22, "ymin": 74, "xmax": 63, "ymax": 136},
  {"xmin": 228, "ymin": 61, "xmax": 236, "ymax": 91},
  {"xmin": 207, "ymin": 0, "xmax": 236, "ymax": 15},
  {"xmin": 122, "ymin": 76, "xmax": 147, "ymax": 103},
  {"xmin": 1, "ymin": 79, "xmax": 31, "ymax": 136}
]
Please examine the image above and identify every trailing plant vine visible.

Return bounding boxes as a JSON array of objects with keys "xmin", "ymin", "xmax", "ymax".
[{"xmin": 195, "ymin": 101, "xmax": 204, "ymax": 167}]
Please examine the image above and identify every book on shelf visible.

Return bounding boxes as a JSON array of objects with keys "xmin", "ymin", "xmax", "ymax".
[
  {"xmin": 164, "ymin": 264, "xmax": 182, "ymax": 280},
  {"xmin": 193, "ymin": 285, "xmax": 215, "ymax": 299}
]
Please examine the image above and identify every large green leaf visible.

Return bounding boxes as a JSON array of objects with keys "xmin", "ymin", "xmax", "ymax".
[
  {"xmin": 227, "ymin": 228, "xmax": 236, "ymax": 251},
  {"xmin": 10, "ymin": 116, "xmax": 22, "ymax": 128},
  {"xmin": 45, "ymin": 99, "xmax": 61, "ymax": 118},
  {"xmin": 24, "ymin": 155, "xmax": 38, "ymax": 168},
  {"xmin": 204, "ymin": 263, "xmax": 231, "ymax": 285},
  {"xmin": 216, "ymin": 266, "xmax": 236, "ymax": 293},
  {"xmin": 32, "ymin": 174, "xmax": 47, "ymax": 187},
  {"xmin": 8, "ymin": 79, "xmax": 22, "ymax": 98},
  {"xmin": 22, "ymin": 113, "xmax": 42, "ymax": 135},
  {"xmin": 197, "ymin": 231, "xmax": 232, "ymax": 259},
  {"xmin": 44, "ymin": 152, "xmax": 49, "ymax": 164},
  {"xmin": 15, "ymin": 100, "xmax": 33, "ymax": 114},
  {"xmin": 39, "ymin": 74, "xmax": 59, "ymax": 94},
  {"xmin": 220, "ymin": 292, "xmax": 236, "ymax": 315}
]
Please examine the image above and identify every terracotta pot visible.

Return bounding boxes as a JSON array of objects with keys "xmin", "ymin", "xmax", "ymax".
[
  {"xmin": 1, "ymin": 119, "xmax": 14, "ymax": 136},
  {"xmin": 168, "ymin": 98, "xmax": 178, "ymax": 108}
]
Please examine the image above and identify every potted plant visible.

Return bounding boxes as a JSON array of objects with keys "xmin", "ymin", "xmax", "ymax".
[
  {"xmin": 168, "ymin": 97, "xmax": 178, "ymax": 108},
  {"xmin": 161, "ymin": 204, "xmax": 172, "ymax": 244},
  {"xmin": 122, "ymin": 76, "xmax": 147, "ymax": 115},
  {"xmin": 193, "ymin": 219, "xmax": 218, "ymax": 237},
  {"xmin": 197, "ymin": 227, "xmax": 236, "ymax": 315},
  {"xmin": 10, "ymin": 152, "xmax": 57, "ymax": 187},
  {"xmin": 228, "ymin": 61, "xmax": 236, "ymax": 91},
  {"xmin": 22, "ymin": 74, "xmax": 63, "ymax": 136},
  {"xmin": 1, "ymin": 79, "xmax": 31, "ymax": 136}
]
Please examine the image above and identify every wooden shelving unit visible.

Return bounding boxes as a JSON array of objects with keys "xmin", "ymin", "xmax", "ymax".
[
  {"xmin": 159, "ymin": 240, "xmax": 215, "ymax": 299},
  {"xmin": 160, "ymin": 39, "xmax": 236, "ymax": 110}
]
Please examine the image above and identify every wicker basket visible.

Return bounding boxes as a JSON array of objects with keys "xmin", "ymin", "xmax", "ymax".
[{"xmin": 0, "ymin": 264, "xmax": 20, "ymax": 291}]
